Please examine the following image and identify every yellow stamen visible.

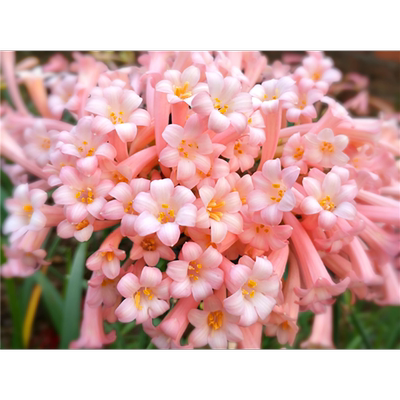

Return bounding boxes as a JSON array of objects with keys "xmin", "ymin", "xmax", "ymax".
[
  {"xmin": 207, "ymin": 310, "xmax": 223, "ymax": 330},
  {"xmin": 23, "ymin": 204, "xmax": 33, "ymax": 212}
]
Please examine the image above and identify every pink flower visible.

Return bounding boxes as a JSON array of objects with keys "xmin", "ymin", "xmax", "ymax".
[
  {"xmin": 48, "ymin": 74, "xmax": 78, "ymax": 118},
  {"xmin": 223, "ymin": 256, "xmax": 280, "ymax": 326},
  {"xmin": 57, "ymin": 116, "xmax": 117, "ymax": 176},
  {"xmin": 250, "ymin": 76, "xmax": 297, "ymax": 114},
  {"xmin": 222, "ymin": 135, "xmax": 259, "ymax": 172},
  {"xmin": 285, "ymin": 78, "xmax": 324, "ymax": 123},
  {"xmin": 129, "ymin": 233, "xmax": 175, "ymax": 266},
  {"xmin": 281, "ymin": 132, "xmax": 308, "ymax": 174},
  {"xmin": 86, "ymin": 246, "xmax": 126, "ymax": 280},
  {"xmin": 155, "ymin": 65, "xmax": 207, "ymax": 104},
  {"xmin": 294, "ymin": 51, "xmax": 342, "ymax": 94},
  {"xmin": 301, "ymin": 171, "xmax": 357, "ymax": 230},
  {"xmin": 247, "ymin": 159, "xmax": 300, "ymax": 225},
  {"xmin": 3, "ymin": 184, "xmax": 47, "ymax": 242},
  {"xmin": 196, "ymin": 177, "xmax": 243, "ymax": 243},
  {"xmin": 85, "ymin": 84, "xmax": 150, "ymax": 142},
  {"xmin": 188, "ymin": 295, "xmax": 243, "ymax": 349},
  {"xmin": 134, "ymin": 178, "xmax": 197, "ymax": 246},
  {"xmin": 1, "ymin": 244, "xmax": 49, "ymax": 278},
  {"xmin": 303, "ymin": 128, "xmax": 349, "ymax": 167},
  {"xmin": 101, "ymin": 178, "xmax": 150, "ymax": 236},
  {"xmin": 57, "ymin": 214, "xmax": 95, "ymax": 242},
  {"xmin": 239, "ymin": 208, "xmax": 292, "ymax": 252},
  {"xmin": 115, "ymin": 267, "xmax": 170, "ymax": 324},
  {"xmin": 226, "ymin": 172, "xmax": 254, "ymax": 206},
  {"xmin": 245, "ymin": 109, "xmax": 266, "ymax": 146},
  {"xmin": 53, "ymin": 167, "xmax": 114, "ymax": 220},
  {"xmin": 159, "ymin": 115, "xmax": 213, "ymax": 180},
  {"xmin": 23, "ymin": 121, "xmax": 58, "ymax": 167},
  {"xmin": 191, "ymin": 72, "xmax": 253, "ymax": 133},
  {"xmin": 86, "ymin": 272, "xmax": 121, "ymax": 308},
  {"xmin": 166, "ymin": 242, "xmax": 223, "ymax": 301}
]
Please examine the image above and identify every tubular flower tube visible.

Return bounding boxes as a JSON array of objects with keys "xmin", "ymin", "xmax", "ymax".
[{"xmin": 1, "ymin": 50, "xmax": 399, "ymax": 350}]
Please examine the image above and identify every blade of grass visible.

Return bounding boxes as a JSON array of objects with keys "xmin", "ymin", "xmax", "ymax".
[
  {"xmin": 349, "ymin": 311, "xmax": 372, "ymax": 349},
  {"xmin": 4, "ymin": 278, "xmax": 23, "ymax": 348},
  {"xmin": 32, "ymin": 269, "xmax": 64, "ymax": 334},
  {"xmin": 59, "ymin": 241, "xmax": 87, "ymax": 349}
]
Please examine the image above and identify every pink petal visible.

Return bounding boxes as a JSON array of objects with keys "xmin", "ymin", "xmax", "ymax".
[
  {"xmin": 208, "ymin": 109, "xmax": 230, "ymax": 133},
  {"xmin": 175, "ymin": 204, "xmax": 197, "ymax": 227},
  {"xmin": 115, "ymin": 298, "xmax": 138, "ymax": 323},
  {"xmin": 157, "ymin": 222, "xmax": 180, "ymax": 246},
  {"xmin": 109, "ymin": 182, "xmax": 133, "ymax": 204},
  {"xmin": 150, "ymin": 179, "xmax": 174, "ymax": 205},
  {"xmin": 223, "ymin": 290, "xmax": 244, "ymax": 316},
  {"xmin": 30, "ymin": 189, "xmax": 47, "ymax": 208},
  {"xmin": 191, "ymin": 279, "xmax": 213, "ymax": 301},
  {"xmin": 162, "ymin": 124, "xmax": 184, "ymax": 148},
  {"xmin": 199, "ymin": 186, "xmax": 216, "ymax": 207},
  {"xmin": 66, "ymin": 202, "xmax": 89, "ymax": 223},
  {"xmin": 333, "ymin": 202, "xmax": 356, "ymax": 220},
  {"xmin": 318, "ymin": 210, "xmax": 337, "ymax": 230},
  {"xmin": 247, "ymin": 190, "xmax": 269, "ymax": 212},
  {"xmin": 115, "ymin": 123, "xmax": 137, "ymax": 143},
  {"xmin": 301, "ymin": 196, "xmax": 323, "ymax": 215},
  {"xmin": 251, "ymin": 293, "xmax": 275, "ymax": 320},
  {"xmin": 134, "ymin": 211, "xmax": 161, "ymax": 236},
  {"xmin": 87, "ymin": 197, "xmax": 107, "ymax": 219},
  {"xmin": 262, "ymin": 159, "xmax": 282, "ymax": 183},
  {"xmin": 281, "ymin": 166, "xmax": 300, "ymax": 188},
  {"xmin": 103, "ymin": 257, "xmax": 121, "ymax": 280},
  {"xmin": 140, "ymin": 266, "xmax": 162, "ymax": 287},
  {"xmin": 134, "ymin": 192, "xmax": 159, "ymax": 215},
  {"xmin": 77, "ymin": 156, "xmax": 98, "ymax": 176},
  {"xmin": 210, "ymin": 219, "xmax": 228, "ymax": 244},
  {"xmin": 117, "ymin": 273, "xmax": 140, "ymax": 297},
  {"xmin": 177, "ymin": 158, "xmax": 196, "ymax": 181},
  {"xmin": 170, "ymin": 278, "xmax": 192, "ymax": 298},
  {"xmin": 181, "ymin": 242, "xmax": 203, "ymax": 262},
  {"xmin": 302, "ymin": 177, "xmax": 322, "ymax": 199},
  {"xmin": 167, "ymin": 260, "xmax": 189, "ymax": 282},
  {"xmin": 220, "ymin": 213, "xmax": 243, "ymax": 234},
  {"xmin": 159, "ymin": 146, "xmax": 181, "ymax": 168},
  {"xmin": 198, "ymin": 246, "xmax": 222, "ymax": 269},
  {"xmin": 191, "ymin": 92, "xmax": 214, "ymax": 115}
]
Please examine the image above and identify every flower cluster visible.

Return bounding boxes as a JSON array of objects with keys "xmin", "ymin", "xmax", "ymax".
[{"xmin": 1, "ymin": 50, "xmax": 399, "ymax": 349}]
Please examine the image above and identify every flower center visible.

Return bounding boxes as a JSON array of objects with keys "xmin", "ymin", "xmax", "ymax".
[
  {"xmin": 109, "ymin": 110, "xmax": 124, "ymax": 125},
  {"xmin": 41, "ymin": 138, "xmax": 51, "ymax": 150},
  {"xmin": 312, "ymin": 72, "xmax": 321, "ymax": 81},
  {"xmin": 234, "ymin": 140, "xmax": 244, "ymax": 155},
  {"xmin": 188, "ymin": 261, "xmax": 202, "ymax": 281},
  {"xmin": 101, "ymin": 278, "xmax": 114, "ymax": 287},
  {"xmin": 77, "ymin": 140, "xmax": 96, "ymax": 157},
  {"xmin": 124, "ymin": 201, "xmax": 134, "ymax": 214},
  {"xmin": 177, "ymin": 139, "xmax": 198, "ymax": 159},
  {"xmin": 76, "ymin": 219, "xmax": 90, "ymax": 231},
  {"xmin": 270, "ymin": 183, "xmax": 286, "ymax": 203},
  {"xmin": 281, "ymin": 320, "xmax": 290, "ymax": 330},
  {"xmin": 157, "ymin": 203, "xmax": 175, "ymax": 223},
  {"xmin": 255, "ymin": 224, "xmax": 269, "ymax": 234},
  {"xmin": 319, "ymin": 195, "xmax": 336, "ymax": 211},
  {"xmin": 112, "ymin": 171, "xmax": 129, "ymax": 184},
  {"xmin": 75, "ymin": 188, "xmax": 94, "ymax": 204},
  {"xmin": 134, "ymin": 288, "xmax": 154, "ymax": 310},
  {"xmin": 214, "ymin": 98, "xmax": 229, "ymax": 114},
  {"xmin": 242, "ymin": 279, "xmax": 257, "ymax": 298},
  {"xmin": 23, "ymin": 204, "xmax": 33, "ymax": 214},
  {"xmin": 101, "ymin": 251, "xmax": 114, "ymax": 262},
  {"xmin": 206, "ymin": 200, "xmax": 225, "ymax": 221},
  {"xmin": 320, "ymin": 141, "xmax": 334, "ymax": 153},
  {"xmin": 207, "ymin": 310, "xmax": 223, "ymax": 330},
  {"xmin": 293, "ymin": 146, "xmax": 304, "ymax": 160},
  {"xmin": 173, "ymin": 81, "xmax": 192, "ymax": 99},
  {"xmin": 141, "ymin": 238, "xmax": 156, "ymax": 251}
]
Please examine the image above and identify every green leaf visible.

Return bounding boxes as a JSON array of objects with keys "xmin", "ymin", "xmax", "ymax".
[
  {"xmin": 59, "ymin": 242, "xmax": 87, "ymax": 348},
  {"xmin": 4, "ymin": 278, "xmax": 23, "ymax": 348},
  {"xmin": 349, "ymin": 310, "xmax": 372, "ymax": 349},
  {"xmin": 33, "ymin": 271, "xmax": 64, "ymax": 334}
]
